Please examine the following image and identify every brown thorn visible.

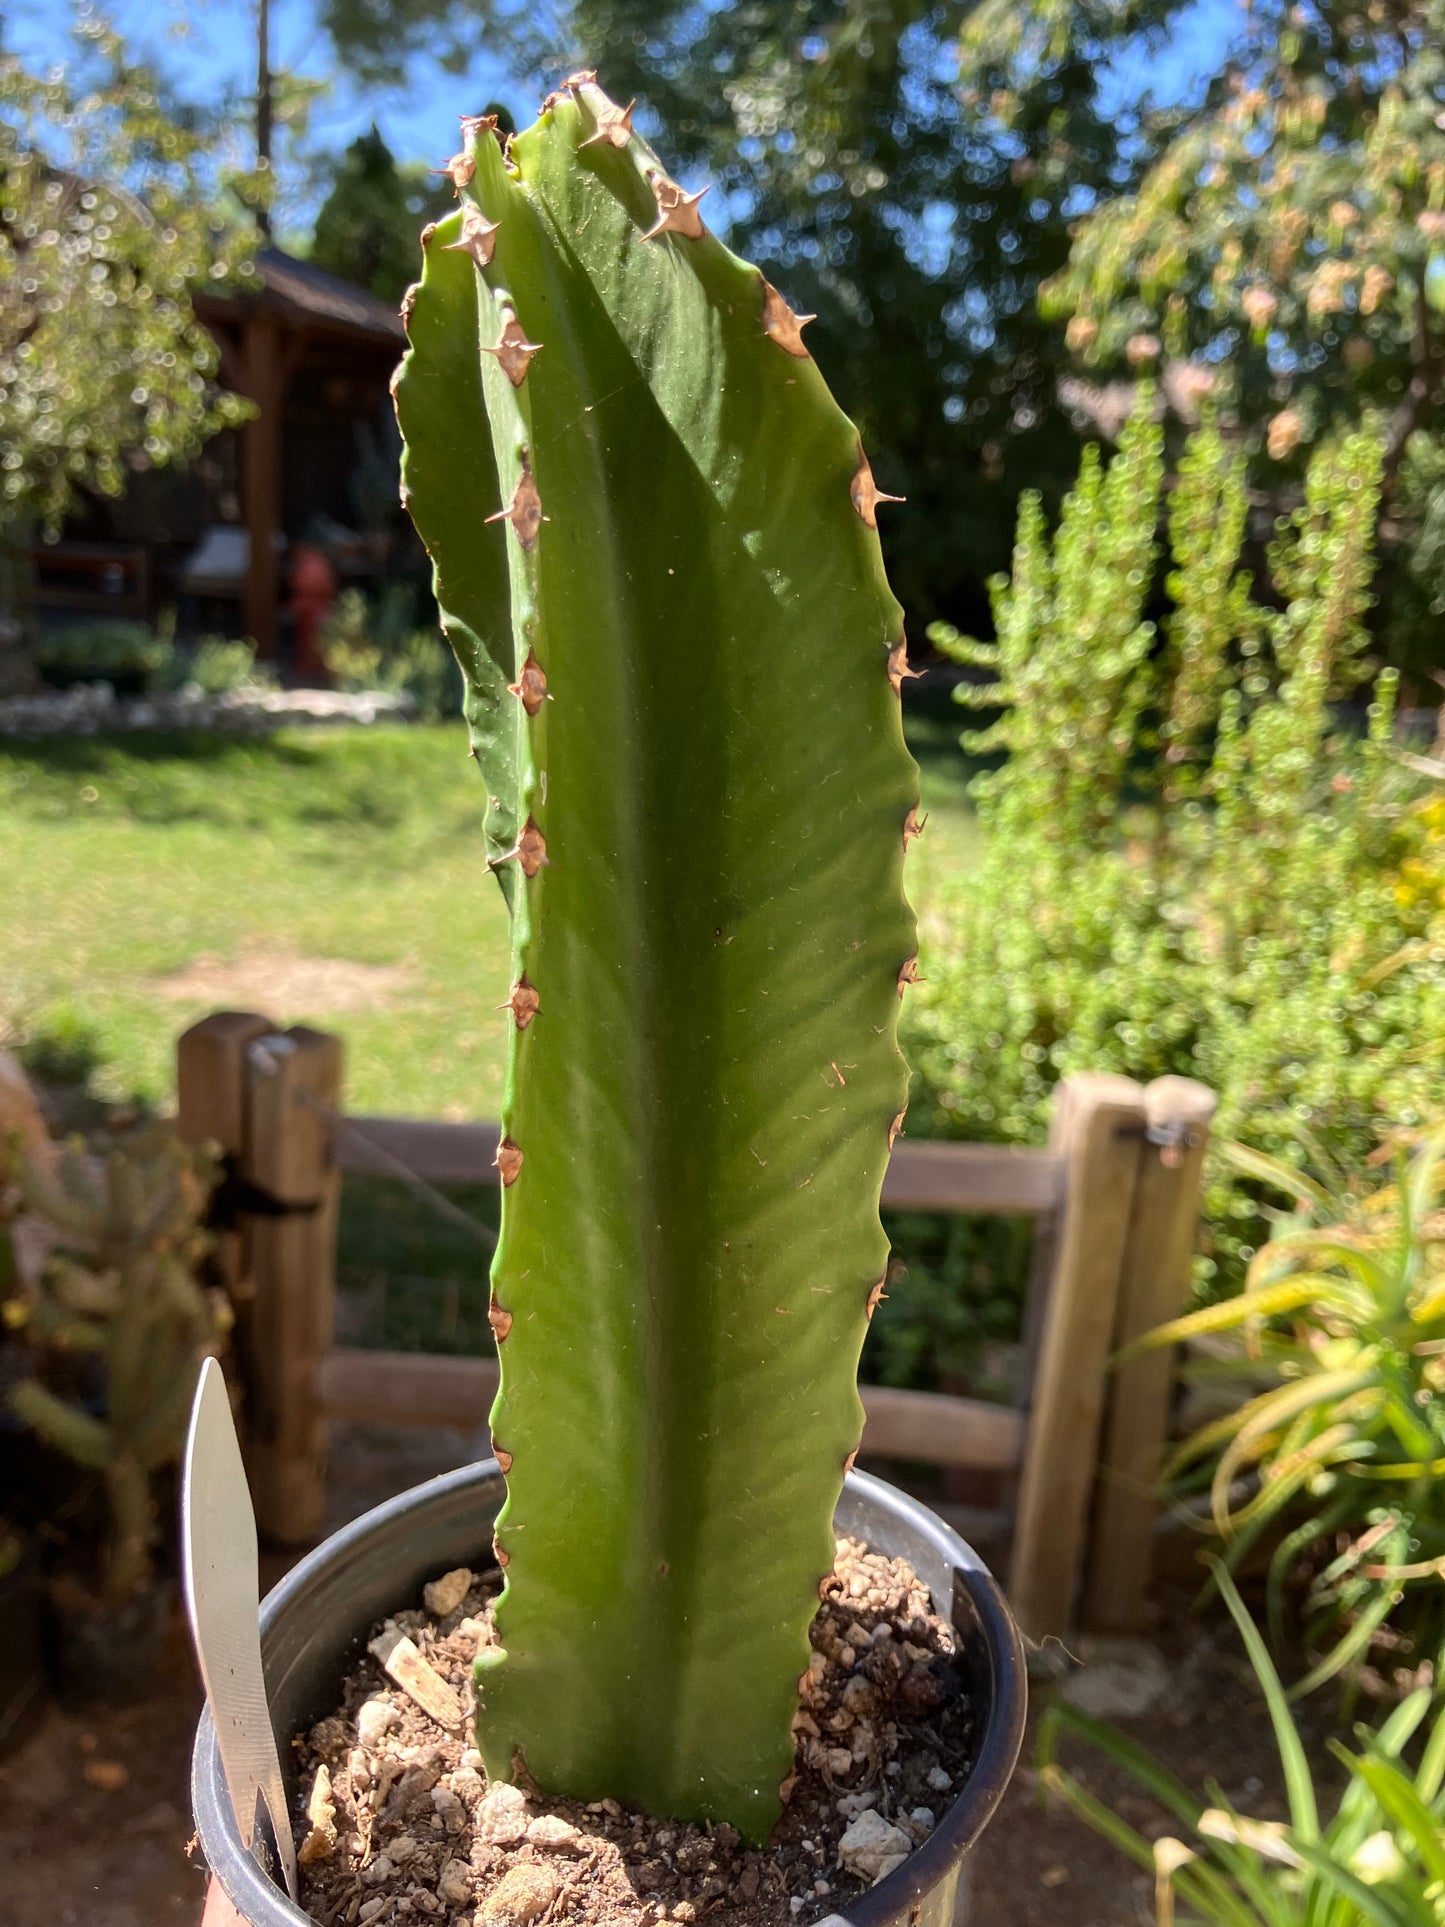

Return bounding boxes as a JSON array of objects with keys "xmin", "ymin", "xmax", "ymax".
[
  {"xmin": 488, "ymin": 818, "xmax": 550, "ymax": 877},
  {"xmin": 507, "ymin": 648, "xmax": 550, "ymax": 715},
  {"xmin": 896, "ymin": 955, "xmax": 921, "ymax": 998},
  {"xmin": 903, "ymin": 807, "xmax": 928, "ymax": 850},
  {"xmin": 400, "ymin": 283, "xmax": 419, "ymax": 330},
  {"xmin": 866, "ymin": 1277, "xmax": 888, "ymax": 1320},
  {"xmin": 488, "ymin": 1298, "xmax": 514, "ymax": 1341},
  {"xmin": 445, "ymin": 203, "xmax": 500, "ymax": 269},
  {"xmin": 642, "ymin": 172, "xmax": 710, "ymax": 241},
  {"xmin": 563, "ymin": 68, "xmax": 598, "ymax": 90},
  {"xmin": 494, "ymin": 1446, "xmax": 513, "ymax": 1474},
  {"xmin": 460, "ymin": 113, "xmax": 499, "ymax": 138},
  {"xmin": 494, "ymin": 1137, "xmax": 524, "ymax": 1186},
  {"xmin": 761, "ymin": 279, "xmax": 815, "ymax": 358},
  {"xmin": 516, "ymin": 817, "xmax": 550, "ymax": 876},
  {"xmin": 579, "ymin": 97, "xmax": 635, "ymax": 149},
  {"xmin": 850, "ymin": 441, "xmax": 905, "ymax": 528},
  {"xmin": 484, "ymin": 312, "xmax": 543, "ymax": 388},
  {"xmin": 493, "ymin": 1536, "xmax": 510, "ymax": 1569},
  {"xmin": 420, "ymin": 221, "xmax": 437, "ymax": 248},
  {"xmin": 843, "ymin": 1448, "xmax": 858, "ymax": 1475},
  {"xmin": 888, "ymin": 1109, "xmax": 907, "ymax": 1150},
  {"xmin": 498, "ymin": 973, "xmax": 541, "ymax": 1031},
  {"xmin": 887, "ymin": 636, "xmax": 921, "ymax": 697},
  {"xmin": 433, "ymin": 152, "xmax": 475, "ymax": 192},
  {"xmin": 484, "ymin": 459, "xmax": 546, "ymax": 550}
]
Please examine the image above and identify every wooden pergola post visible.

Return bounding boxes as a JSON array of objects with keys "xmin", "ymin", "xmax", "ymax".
[{"xmin": 241, "ymin": 313, "xmax": 282, "ymax": 658}]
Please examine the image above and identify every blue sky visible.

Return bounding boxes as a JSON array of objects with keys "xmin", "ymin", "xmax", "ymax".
[{"xmin": 7, "ymin": 0, "xmax": 1243, "ymax": 235}]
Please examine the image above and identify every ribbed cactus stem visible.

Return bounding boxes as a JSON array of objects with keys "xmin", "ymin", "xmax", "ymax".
[{"xmin": 395, "ymin": 78, "xmax": 917, "ymax": 1840}]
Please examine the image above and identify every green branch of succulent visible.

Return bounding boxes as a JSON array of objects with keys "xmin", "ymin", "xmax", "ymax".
[
  {"xmin": 5, "ymin": 1123, "xmax": 228, "ymax": 1603},
  {"xmin": 394, "ymin": 78, "xmax": 917, "ymax": 1837}
]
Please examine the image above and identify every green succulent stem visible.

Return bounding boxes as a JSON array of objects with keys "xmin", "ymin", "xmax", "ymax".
[{"xmin": 395, "ymin": 80, "xmax": 917, "ymax": 1839}]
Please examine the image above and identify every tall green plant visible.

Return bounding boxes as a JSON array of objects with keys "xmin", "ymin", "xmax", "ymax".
[
  {"xmin": 394, "ymin": 80, "xmax": 917, "ymax": 1837},
  {"xmin": 914, "ymin": 401, "xmax": 1444, "ymax": 1310},
  {"xmin": 949, "ymin": 392, "xmax": 1162, "ymax": 847}
]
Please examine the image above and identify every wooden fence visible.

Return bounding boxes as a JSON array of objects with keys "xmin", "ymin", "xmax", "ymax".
[{"xmin": 176, "ymin": 1011, "xmax": 1216, "ymax": 1639}]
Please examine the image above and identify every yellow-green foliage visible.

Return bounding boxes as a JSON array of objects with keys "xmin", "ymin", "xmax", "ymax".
[{"xmin": 912, "ymin": 396, "xmax": 1445, "ymax": 1300}]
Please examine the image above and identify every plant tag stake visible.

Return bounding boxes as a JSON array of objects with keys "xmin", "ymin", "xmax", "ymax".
[{"xmin": 183, "ymin": 1356, "xmax": 299, "ymax": 1900}]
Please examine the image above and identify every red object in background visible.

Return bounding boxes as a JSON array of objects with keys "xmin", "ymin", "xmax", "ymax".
[{"xmin": 289, "ymin": 544, "xmax": 338, "ymax": 681}]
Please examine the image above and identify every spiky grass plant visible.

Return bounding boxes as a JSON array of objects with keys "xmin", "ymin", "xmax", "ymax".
[
  {"xmin": 393, "ymin": 78, "xmax": 918, "ymax": 1839},
  {"xmin": 1040, "ymin": 1563, "xmax": 1445, "ymax": 1927},
  {"xmin": 1125, "ymin": 1126, "xmax": 1445, "ymax": 1698}
]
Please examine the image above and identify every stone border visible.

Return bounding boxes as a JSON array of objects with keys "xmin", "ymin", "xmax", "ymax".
[{"xmin": 0, "ymin": 682, "xmax": 417, "ymax": 740}]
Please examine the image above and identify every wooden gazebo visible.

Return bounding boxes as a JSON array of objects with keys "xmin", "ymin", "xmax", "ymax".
[{"xmin": 194, "ymin": 248, "xmax": 407, "ymax": 656}]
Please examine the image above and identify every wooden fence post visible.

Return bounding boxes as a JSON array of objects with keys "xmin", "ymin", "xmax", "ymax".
[
  {"xmin": 176, "ymin": 1010, "xmax": 272, "ymax": 1344},
  {"xmin": 177, "ymin": 1010, "xmax": 272, "ymax": 1158},
  {"xmin": 1009, "ymin": 1073, "xmax": 1147, "ymax": 1640},
  {"xmin": 1082, "ymin": 1075, "xmax": 1217, "ymax": 1631},
  {"xmin": 242, "ymin": 1026, "xmax": 343, "ymax": 1544}
]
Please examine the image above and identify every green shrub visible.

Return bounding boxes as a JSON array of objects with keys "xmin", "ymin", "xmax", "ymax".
[
  {"xmin": 1040, "ymin": 1562, "xmax": 1445, "ymax": 1927},
  {"xmin": 155, "ymin": 635, "xmax": 272, "ymax": 696},
  {"xmin": 34, "ymin": 621, "xmax": 171, "ymax": 689},
  {"xmin": 911, "ymin": 397, "xmax": 1445, "ymax": 1317},
  {"xmin": 320, "ymin": 587, "xmax": 460, "ymax": 722},
  {"xmin": 1131, "ymin": 1126, "xmax": 1445, "ymax": 1696}
]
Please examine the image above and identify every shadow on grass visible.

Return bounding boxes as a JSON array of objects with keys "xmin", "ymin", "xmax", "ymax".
[{"xmin": 0, "ymin": 726, "xmax": 483, "ymax": 837}]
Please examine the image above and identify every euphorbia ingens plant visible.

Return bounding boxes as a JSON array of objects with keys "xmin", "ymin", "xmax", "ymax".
[{"xmin": 394, "ymin": 75, "xmax": 919, "ymax": 1841}]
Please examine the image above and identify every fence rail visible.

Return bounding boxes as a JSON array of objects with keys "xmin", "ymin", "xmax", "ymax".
[
  {"xmin": 177, "ymin": 1011, "xmax": 1216, "ymax": 1638},
  {"xmin": 331, "ymin": 1113, "xmax": 1066, "ymax": 1217}
]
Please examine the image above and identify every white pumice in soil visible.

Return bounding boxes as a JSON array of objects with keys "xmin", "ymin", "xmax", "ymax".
[{"xmin": 294, "ymin": 1536, "xmax": 979, "ymax": 1927}]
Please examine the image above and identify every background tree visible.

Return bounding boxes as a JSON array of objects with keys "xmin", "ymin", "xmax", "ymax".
[
  {"xmin": 317, "ymin": 0, "xmax": 1184, "ymax": 629},
  {"xmin": 309, "ymin": 125, "xmax": 452, "ymax": 304},
  {"xmin": 0, "ymin": 21, "xmax": 258, "ymax": 548},
  {"xmin": 1043, "ymin": 0, "xmax": 1445, "ymax": 671}
]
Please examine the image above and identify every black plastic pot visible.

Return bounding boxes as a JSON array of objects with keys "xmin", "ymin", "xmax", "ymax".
[{"xmin": 194, "ymin": 1463, "xmax": 1025, "ymax": 1927}]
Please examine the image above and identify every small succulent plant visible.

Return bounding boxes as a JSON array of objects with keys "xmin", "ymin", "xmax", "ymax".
[
  {"xmin": 5, "ymin": 1120, "xmax": 229, "ymax": 1602},
  {"xmin": 394, "ymin": 76, "xmax": 918, "ymax": 1837}
]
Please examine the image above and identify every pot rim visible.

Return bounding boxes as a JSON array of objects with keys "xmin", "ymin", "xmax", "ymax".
[{"xmin": 194, "ymin": 1461, "xmax": 1025, "ymax": 1926}]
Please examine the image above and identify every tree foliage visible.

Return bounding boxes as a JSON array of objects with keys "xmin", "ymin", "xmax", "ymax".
[
  {"xmin": 309, "ymin": 125, "xmax": 452, "ymax": 305},
  {"xmin": 1047, "ymin": 0, "xmax": 1445, "ymax": 479},
  {"xmin": 0, "ymin": 21, "xmax": 259, "ymax": 536},
  {"xmin": 318, "ymin": 0, "xmax": 1183, "ymax": 624}
]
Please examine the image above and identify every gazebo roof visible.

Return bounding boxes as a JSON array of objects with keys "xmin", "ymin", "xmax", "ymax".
[{"xmin": 201, "ymin": 247, "xmax": 406, "ymax": 349}]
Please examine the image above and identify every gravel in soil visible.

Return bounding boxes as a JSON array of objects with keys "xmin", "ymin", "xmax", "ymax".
[{"xmin": 295, "ymin": 1535, "xmax": 979, "ymax": 1927}]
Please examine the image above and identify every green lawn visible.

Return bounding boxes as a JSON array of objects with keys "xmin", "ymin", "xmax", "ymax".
[{"xmin": 1, "ymin": 713, "xmax": 976, "ymax": 1118}]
